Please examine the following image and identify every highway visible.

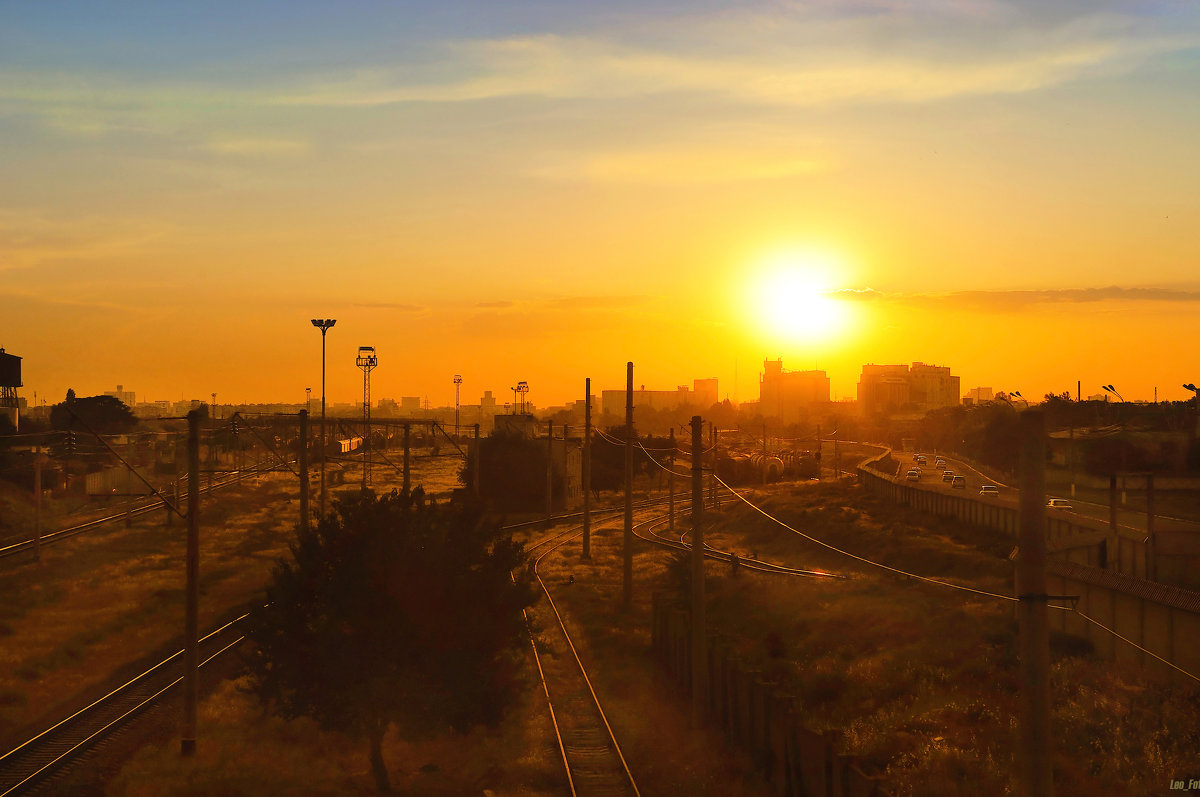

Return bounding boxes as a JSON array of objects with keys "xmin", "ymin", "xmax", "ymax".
[{"xmin": 900, "ymin": 452, "xmax": 1200, "ymax": 538}]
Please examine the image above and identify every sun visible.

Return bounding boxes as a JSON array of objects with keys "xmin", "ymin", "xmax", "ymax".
[{"xmin": 745, "ymin": 249, "xmax": 851, "ymax": 343}]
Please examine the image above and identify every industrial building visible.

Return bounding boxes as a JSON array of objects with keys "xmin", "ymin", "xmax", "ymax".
[
  {"xmin": 600, "ymin": 378, "xmax": 718, "ymax": 417},
  {"xmin": 858, "ymin": 362, "xmax": 960, "ymax": 415},
  {"xmin": 757, "ymin": 359, "xmax": 830, "ymax": 421}
]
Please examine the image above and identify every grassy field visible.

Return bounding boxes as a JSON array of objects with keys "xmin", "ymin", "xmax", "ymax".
[{"xmin": 689, "ymin": 480, "xmax": 1200, "ymax": 796}]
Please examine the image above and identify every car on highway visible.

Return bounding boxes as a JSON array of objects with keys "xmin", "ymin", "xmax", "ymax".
[
  {"xmin": 916, "ymin": 455, "xmax": 927, "ymax": 466},
  {"xmin": 952, "ymin": 475, "xmax": 966, "ymax": 489},
  {"xmin": 979, "ymin": 485, "xmax": 1000, "ymax": 497},
  {"xmin": 905, "ymin": 469, "xmax": 921, "ymax": 481},
  {"xmin": 1046, "ymin": 498, "xmax": 1073, "ymax": 510},
  {"xmin": 942, "ymin": 471, "xmax": 955, "ymax": 482},
  {"xmin": 934, "ymin": 458, "xmax": 946, "ymax": 469}
]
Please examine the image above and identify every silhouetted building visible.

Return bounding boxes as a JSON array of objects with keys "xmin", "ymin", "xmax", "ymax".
[
  {"xmin": 964, "ymin": 386, "xmax": 994, "ymax": 405},
  {"xmin": 0, "ymin": 347, "xmax": 20, "ymax": 431},
  {"xmin": 600, "ymin": 378, "xmax": 719, "ymax": 416},
  {"xmin": 858, "ymin": 362, "xmax": 960, "ymax": 415},
  {"xmin": 103, "ymin": 384, "xmax": 136, "ymax": 406},
  {"xmin": 758, "ymin": 359, "xmax": 830, "ymax": 420}
]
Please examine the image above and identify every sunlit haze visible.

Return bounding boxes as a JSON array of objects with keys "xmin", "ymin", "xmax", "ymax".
[{"xmin": 3, "ymin": 1, "xmax": 1199, "ymax": 406}]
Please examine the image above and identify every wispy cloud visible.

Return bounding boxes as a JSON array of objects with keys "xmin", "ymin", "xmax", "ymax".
[
  {"xmin": 352, "ymin": 301, "xmax": 425, "ymax": 311},
  {"xmin": 205, "ymin": 136, "xmax": 310, "ymax": 157},
  {"xmin": 534, "ymin": 144, "xmax": 829, "ymax": 183},
  {"xmin": 0, "ymin": 209, "xmax": 172, "ymax": 272},
  {"xmin": 277, "ymin": 13, "xmax": 1200, "ymax": 109},
  {"xmin": 831, "ymin": 285, "xmax": 1200, "ymax": 308}
]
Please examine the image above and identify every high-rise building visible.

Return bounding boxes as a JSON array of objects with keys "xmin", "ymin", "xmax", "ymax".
[
  {"xmin": 758, "ymin": 359, "xmax": 830, "ymax": 420},
  {"xmin": 857, "ymin": 362, "xmax": 960, "ymax": 415}
]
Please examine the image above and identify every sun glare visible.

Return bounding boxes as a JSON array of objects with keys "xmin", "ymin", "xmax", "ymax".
[{"xmin": 746, "ymin": 250, "xmax": 851, "ymax": 343}]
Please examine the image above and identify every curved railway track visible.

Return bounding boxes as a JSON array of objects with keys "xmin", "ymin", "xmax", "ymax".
[
  {"xmin": 521, "ymin": 514, "xmax": 644, "ymax": 797},
  {"xmin": 0, "ymin": 616, "xmax": 247, "ymax": 797}
]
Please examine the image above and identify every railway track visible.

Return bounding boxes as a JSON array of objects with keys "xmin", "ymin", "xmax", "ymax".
[
  {"xmin": 522, "ymin": 515, "xmax": 645, "ymax": 797},
  {"xmin": 0, "ymin": 616, "xmax": 247, "ymax": 797},
  {"xmin": 0, "ymin": 458, "xmax": 294, "ymax": 561}
]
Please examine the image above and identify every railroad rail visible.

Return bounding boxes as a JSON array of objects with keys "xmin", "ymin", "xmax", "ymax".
[
  {"xmin": 0, "ymin": 458, "xmax": 293, "ymax": 561},
  {"xmin": 0, "ymin": 616, "xmax": 247, "ymax": 796}
]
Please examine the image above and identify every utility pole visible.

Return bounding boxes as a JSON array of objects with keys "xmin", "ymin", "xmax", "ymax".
[
  {"xmin": 834, "ymin": 431, "xmax": 841, "ymax": 480},
  {"xmin": 545, "ymin": 420, "xmax": 554, "ymax": 529},
  {"xmin": 33, "ymin": 454, "xmax": 43, "ymax": 560},
  {"xmin": 623, "ymin": 361, "xmax": 634, "ymax": 611},
  {"xmin": 403, "ymin": 423, "xmax": 411, "ymax": 494},
  {"xmin": 1147, "ymin": 474, "xmax": 1156, "ymax": 581},
  {"xmin": 583, "ymin": 379, "xmax": 592, "ymax": 559},
  {"xmin": 1016, "ymin": 409, "xmax": 1053, "ymax": 797},
  {"xmin": 473, "ymin": 424, "xmax": 481, "ymax": 496},
  {"xmin": 182, "ymin": 409, "xmax": 200, "ymax": 756},
  {"xmin": 299, "ymin": 410, "xmax": 310, "ymax": 532},
  {"xmin": 816, "ymin": 423, "xmax": 822, "ymax": 482},
  {"xmin": 668, "ymin": 428, "xmax": 675, "ymax": 531},
  {"xmin": 709, "ymin": 422, "xmax": 717, "ymax": 509},
  {"xmin": 690, "ymin": 415, "xmax": 708, "ymax": 725},
  {"xmin": 762, "ymin": 421, "xmax": 767, "ymax": 485}
]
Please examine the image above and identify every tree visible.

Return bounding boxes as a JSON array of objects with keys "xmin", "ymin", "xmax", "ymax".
[
  {"xmin": 244, "ymin": 488, "xmax": 536, "ymax": 792},
  {"xmin": 49, "ymin": 394, "xmax": 136, "ymax": 434}
]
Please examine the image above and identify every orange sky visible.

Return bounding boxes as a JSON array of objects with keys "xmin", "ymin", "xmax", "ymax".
[{"xmin": 3, "ymin": 2, "xmax": 1199, "ymax": 408}]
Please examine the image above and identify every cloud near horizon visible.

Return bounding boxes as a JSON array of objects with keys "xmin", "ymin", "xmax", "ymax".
[{"xmin": 830, "ymin": 286, "xmax": 1200, "ymax": 308}]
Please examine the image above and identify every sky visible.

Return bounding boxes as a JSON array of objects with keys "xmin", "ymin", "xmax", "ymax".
[{"xmin": 2, "ymin": 0, "xmax": 1199, "ymax": 409}]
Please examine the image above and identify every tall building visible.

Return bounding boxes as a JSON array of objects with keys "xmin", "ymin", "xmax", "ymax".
[
  {"xmin": 857, "ymin": 362, "xmax": 960, "ymax": 415},
  {"xmin": 758, "ymin": 359, "xmax": 830, "ymax": 420}
]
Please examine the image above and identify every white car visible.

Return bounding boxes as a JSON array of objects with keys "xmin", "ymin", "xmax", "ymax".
[
  {"xmin": 979, "ymin": 485, "xmax": 999, "ymax": 497},
  {"xmin": 1046, "ymin": 498, "xmax": 1073, "ymax": 510},
  {"xmin": 905, "ymin": 469, "xmax": 921, "ymax": 481}
]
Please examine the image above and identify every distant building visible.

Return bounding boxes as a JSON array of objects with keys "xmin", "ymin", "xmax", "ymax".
[
  {"xmin": 964, "ymin": 387, "xmax": 994, "ymax": 404},
  {"xmin": 758, "ymin": 359, "xmax": 830, "ymax": 420},
  {"xmin": 103, "ymin": 384, "xmax": 136, "ymax": 406},
  {"xmin": 858, "ymin": 362, "xmax": 960, "ymax": 415},
  {"xmin": 599, "ymin": 378, "xmax": 718, "ymax": 416},
  {"xmin": 400, "ymin": 397, "xmax": 421, "ymax": 415}
]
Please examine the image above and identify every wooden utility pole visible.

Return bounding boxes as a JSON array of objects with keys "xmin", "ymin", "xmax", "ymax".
[
  {"xmin": 1016, "ymin": 410, "xmax": 1053, "ymax": 797},
  {"xmin": 690, "ymin": 415, "xmax": 708, "ymax": 724},
  {"xmin": 623, "ymin": 361, "xmax": 634, "ymax": 611},
  {"xmin": 182, "ymin": 409, "xmax": 200, "ymax": 756},
  {"xmin": 299, "ymin": 410, "xmax": 310, "ymax": 532},
  {"xmin": 583, "ymin": 379, "xmax": 591, "ymax": 559},
  {"xmin": 668, "ymin": 428, "xmax": 675, "ymax": 531},
  {"xmin": 545, "ymin": 420, "xmax": 554, "ymax": 529}
]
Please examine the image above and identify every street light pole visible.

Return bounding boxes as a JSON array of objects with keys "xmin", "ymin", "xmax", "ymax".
[
  {"xmin": 454, "ymin": 374, "xmax": 462, "ymax": 437},
  {"xmin": 311, "ymin": 318, "xmax": 336, "ymax": 520}
]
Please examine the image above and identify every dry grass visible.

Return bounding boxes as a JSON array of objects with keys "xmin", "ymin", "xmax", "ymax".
[
  {"xmin": 104, "ymin": 673, "xmax": 564, "ymax": 796},
  {"xmin": 687, "ymin": 480, "xmax": 1200, "ymax": 796},
  {"xmin": 0, "ymin": 474, "xmax": 300, "ymax": 748}
]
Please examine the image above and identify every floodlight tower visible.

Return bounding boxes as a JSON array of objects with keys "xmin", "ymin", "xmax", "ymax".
[
  {"xmin": 453, "ymin": 374, "xmax": 462, "ymax": 437},
  {"xmin": 310, "ymin": 318, "xmax": 336, "ymax": 519},
  {"xmin": 516, "ymin": 381, "xmax": 530, "ymax": 414},
  {"xmin": 356, "ymin": 346, "xmax": 378, "ymax": 490}
]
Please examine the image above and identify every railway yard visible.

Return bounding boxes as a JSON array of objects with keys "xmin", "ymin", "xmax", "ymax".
[{"xmin": 0, "ymin": 442, "xmax": 1198, "ymax": 795}]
